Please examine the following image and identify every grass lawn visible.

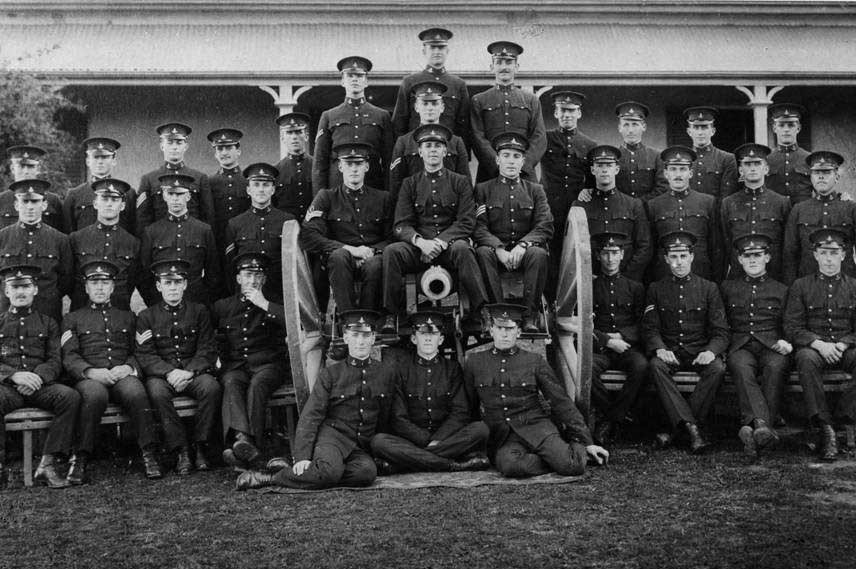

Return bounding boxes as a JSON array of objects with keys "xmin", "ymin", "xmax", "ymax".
[{"xmin": 2, "ymin": 440, "xmax": 855, "ymax": 569}]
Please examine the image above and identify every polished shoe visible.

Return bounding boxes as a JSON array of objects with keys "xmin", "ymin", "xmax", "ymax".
[
  {"xmin": 374, "ymin": 458, "xmax": 398, "ymax": 476},
  {"xmin": 65, "ymin": 453, "xmax": 88, "ymax": 485},
  {"xmin": 142, "ymin": 451, "xmax": 162, "ymax": 479},
  {"xmin": 449, "ymin": 455, "xmax": 491, "ymax": 472},
  {"xmin": 222, "ymin": 449, "xmax": 244, "ymax": 469},
  {"xmin": 522, "ymin": 316, "xmax": 540, "ymax": 334},
  {"xmin": 738, "ymin": 425, "xmax": 757, "ymax": 458},
  {"xmin": 175, "ymin": 448, "xmax": 193, "ymax": 475},
  {"xmin": 752, "ymin": 419, "xmax": 779, "ymax": 449},
  {"xmin": 820, "ymin": 424, "xmax": 839, "ymax": 462},
  {"xmin": 653, "ymin": 432, "xmax": 673, "ymax": 449},
  {"xmin": 235, "ymin": 470, "xmax": 275, "ymax": 491},
  {"xmin": 232, "ymin": 436, "xmax": 260, "ymax": 464},
  {"xmin": 594, "ymin": 420, "xmax": 616, "ymax": 446},
  {"xmin": 265, "ymin": 456, "xmax": 292, "ymax": 473},
  {"xmin": 686, "ymin": 423, "xmax": 711, "ymax": 455},
  {"xmin": 379, "ymin": 315, "xmax": 397, "ymax": 335},
  {"xmin": 34, "ymin": 455, "xmax": 69, "ymax": 489},
  {"xmin": 193, "ymin": 444, "xmax": 211, "ymax": 471}
]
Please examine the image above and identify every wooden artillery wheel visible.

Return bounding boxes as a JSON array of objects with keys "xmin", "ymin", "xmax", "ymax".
[
  {"xmin": 281, "ymin": 219, "xmax": 326, "ymax": 411},
  {"xmin": 552, "ymin": 206, "xmax": 594, "ymax": 419}
]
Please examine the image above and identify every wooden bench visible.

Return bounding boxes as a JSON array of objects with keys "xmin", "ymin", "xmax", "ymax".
[
  {"xmin": 4, "ymin": 385, "xmax": 297, "ymax": 487},
  {"xmin": 600, "ymin": 370, "xmax": 852, "ymax": 393}
]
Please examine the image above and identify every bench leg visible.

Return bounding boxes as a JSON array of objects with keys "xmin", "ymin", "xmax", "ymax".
[
  {"xmin": 23, "ymin": 431, "xmax": 33, "ymax": 487},
  {"xmin": 285, "ymin": 404, "xmax": 297, "ymax": 455}
]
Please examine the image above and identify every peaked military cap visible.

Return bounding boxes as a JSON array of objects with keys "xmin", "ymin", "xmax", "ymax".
[
  {"xmin": 207, "ymin": 128, "xmax": 243, "ymax": 147},
  {"xmin": 337, "ymin": 56, "xmax": 373, "ymax": 74},
  {"xmin": 615, "ymin": 101, "xmax": 650, "ymax": 121},
  {"xmin": 92, "ymin": 178, "xmax": 131, "ymax": 197},
  {"xmin": 276, "ymin": 112, "xmax": 311, "ymax": 131},
  {"xmin": 419, "ymin": 27, "xmax": 453, "ymax": 45},
  {"xmin": 7, "ymin": 145, "xmax": 46, "ymax": 164},
  {"xmin": 412, "ymin": 81, "xmax": 448, "ymax": 102},
  {"xmin": 410, "ymin": 310, "xmax": 446, "ymax": 333},
  {"xmin": 806, "ymin": 151, "xmax": 845, "ymax": 171},
  {"xmin": 492, "ymin": 133, "xmax": 529, "ymax": 153},
  {"xmin": 84, "ymin": 137, "xmax": 120, "ymax": 156},
  {"xmin": 592, "ymin": 231, "xmax": 629, "ymax": 251},
  {"xmin": 333, "ymin": 142, "xmax": 373, "ymax": 162},
  {"xmin": 486, "ymin": 303, "xmax": 527, "ymax": 327},
  {"xmin": 234, "ymin": 251, "xmax": 270, "ymax": 273},
  {"xmin": 10, "ymin": 178, "xmax": 50, "ymax": 197},
  {"xmin": 684, "ymin": 106, "xmax": 718, "ymax": 124},
  {"xmin": 660, "ymin": 145, "xmax": 697, "ymax": 165},
  {"xmin": 158, "ymin": 173, "xmax": 195, "ymax": 193},
  {"xmin": 734, "ymin": 143, "xmax": 771, "ymax": 163},
  {"xmin": 769, "ymin": 103, "xmax": 806, "ymax": 122},
  {"xmin": 810, "ymin": 228, "xmax": 849, "ymax": 250},
  {"xmin": 340, "ymin": 309, "xmax": 380, "ymax": 332},
  {"xmin": 156, "ymin": 122, "xmax": 192, "ymax": 139},
  {"xmin": 551, "ymin": 91, "xmax": 586, "ymax": 109},
  {"xmin": 588, "ymin": 145, "xmax": 622, "ymax": 164},
  {"xmin": 733, "ymin": 233, "xmax": 772, "ymax": 254},
  {"xmin": 243, "ymin": 162, "xmax": 279, "ymax": 181},
  {"xmin": 414, "ymin": 124, "xmax": 452, "ymax": 145},
  {"xmin": 487, "ymin": 41, "xmax": 523, "ymax": 59},
  {"xmin": 151, "ymin": 259, "xmax": 190, "ymax": 278},
  {"xmin": 660, "ymin": 230, "xmax": 698, "ymax": 252},
  {"xmin": 0, "ymin": 264, "xmax": 41, "ymax": 285},
  {"xmin": 80, "ymin": 260, "xmax": 119, "ymax": 281}
]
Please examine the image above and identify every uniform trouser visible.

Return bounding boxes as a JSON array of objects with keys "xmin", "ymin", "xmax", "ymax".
[
  {"xmin": 650, "ymin": 352, "xmax": 726, "ymax": 428},
  {"xmin": 0, "ymin": 383, "xmax": 79, "ymax": 461},
  {"xmin": 795, "ymin": 347, "xmax": 856, "ymax": 425},
  {"xmin": 74, "ymin": 376, "xmax": 157, "ymax": 454},
  {"xmin": 326, "ymin": 248, "xmax": 383, "ymax": 311},
  {"xmin": 494, "ymin": 431, "xmax": 587, "ymax": 478},
  {"xmin": 145, "ymin": 374, "xmax": 222, "ymax": 450},
  {"xmin": 370, "ymin": 421, "xmax": 490, "ymax": 472},
  {"xmin": 591, "ymin": 348, "xmax": 649, "ymax": 422},
  {"xmin": 475, "ymin": 246, "xmax": 549, "ymax": 314},
  {"xmin": 272, "ymin": 444, "xmax": 376, "ymax": 489},
  {"xmin": 221, "ymin": 363, "xmax": 285, "ymax": 443},
  {"xmin": 726, "ymin": 340, "xmax": 789, "ymax": 426},
  {"xmin": 383, "ymin": 240, "xmax": 488, "ymax": 315}
]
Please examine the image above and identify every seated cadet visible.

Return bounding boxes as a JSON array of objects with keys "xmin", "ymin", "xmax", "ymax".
[
  {"xmin": 721, "ymin": 234, "xmax": 791, "ymax": 458},
  {"xmin": 213, "ymin": 252, "xmax": 288, "ymax": 469},
  {"xmin": 236, "ymin": 310, "xmax": 396, "ymax": 491},
  {"xmin": 370, "ymin": 311, "xmax": 490, "ymax": 473},
  {"xmin": 463, "ymin": 304, "xmax": 609, "ymax": 478},
  {"xmin": 783, "ymin": 151, "xmax": 856, "ymax": 284},
  {"xmin": 642, "ymin": 231, "xmax": 730, "ymax": 453},
  {"xmin": 589, "ymin": 232, "xmax": 649, "ymax": 445},
  {"xmin": 135, "ymin": 260, "xmax": 222, "ymax": 475},
  {"xmin": 301, "ymin": 143, "xmax": 392, "ymax": 312},
  {"xmin": 473, "ymin": 133, "xmax": 553, "ymax": 333},
  {"xmin": 382, "ymin": 125, "xmax": 488, "ymax": 332},
  {"xmin": 784, "ymin": 228, "xmax": 856, "ymax": 462},
  {"xmin": 0, "ymin": 265, "xmax": 79, "ymax": 489},
  {"xmin": 62, "ymin": 261, "xmax": 161, "ymax": 483},
  {"xmin": 273, "ymin": 113, "xmax": 314, "ymax": 221}
]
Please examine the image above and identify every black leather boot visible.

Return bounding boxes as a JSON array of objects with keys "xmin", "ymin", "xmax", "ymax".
[{"xmin": 34, "ymin": 454, "xmax": 69, "ymax": 489}]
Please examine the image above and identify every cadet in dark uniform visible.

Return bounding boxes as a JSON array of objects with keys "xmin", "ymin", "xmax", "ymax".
[
  {"xmin": 224, "ymin": 163, "xmax": 294, "ymax": 304},
  {"xmin": 273, "ymin": 113, "xmax": 314, "ymax": 221},
  {"xmin": 470, "ymin": 41, "xmax": 546, "ymax": 183},
  {"xmin": 392, "ymin": 28, "xmax": 471, "ymax": 151},
  {"xmin": 236, "ymin": 310, "xmax": 396, "ymax": 490},
  {"xmin": 648, "ymin": 146, "xmax": 720, "ymax": 282},
  {"xmin": 642, "ymin": 231, "xmax": 730, "ymax": 453},
  {"xmin": 136, "ymin": 123, "xmax": 215, "ymax": 234},
  {"xmin": 463, "ymin": 304, "xmax": 608, "ymax": 477},
  {"xmin": 382, "ymin": 128, "xmax": 487, "ymax": 331},
  {"xmin": 139, "ymin": 173, "xmax": 222, "ymax": 306},
  {"xmin": 0, "ymin": 179, "xmax": 73, "ymax": 323},
  {"xmin": 684, "ymin": 107, "xmax": 738, "ymax": 201},
  {"xmin": 783, "ymin": 151, "xmax": 856, "ymax": 284},
  {"xmin": 473, "ymin": 133, "xmax": 553, "ymax": 332},
  {"xmin": 614, "ymin": 101, "xmax": 667, "ymax": 202},
  {"xmin": 69, "ymin": 179, "xmax": 140, "ymax": 310},
  {"xmin": 136, "ymin": 260, "xmax": 222, "ymax": 475},
  {"xmin": 370, "ymin": 311, "xmax": 490, "ymax": 473},
  {"xmin": 766, "ymin": 103, "xmax": 813, "ymax": 205},
  {"xmin": 589, "ymin": 232, "xmax": 649, "ymax": 445},
  {"xmin": 213, "ymin": 252, "xmax": 288, "ymax": 469},
  {"xmin": 2, "ymin": 145, "xmax": 64, "ymax": 232},
  {"xmin": 0, "ymin": 265, "xmax": 79, "ymax": 489},
  {"xmin": 207, "ymin": 128, "xmax": 249, "ymax": 254},
  {"xmin": 720, "ymin": 143, "xmax": 790, "ymax": 280},
  {"xmin": 389, "ymin": 83, "xmax": 470, "ymax": 202},
  {"xmin": 572, "ymin": 145, "xmax": 652, "ymax": 282},
  {"xmin": 784, "ymin": 228, "xmax": 856, "ymax": 462},
  {"xmin": 720, "ymin": 234, "xmax": 791, "ymax": 457},
  {"xmin": 63, "ymin": 137, "xmax": 134, "ymax": 233},
  {"xmin": 302, "ymin": 143, "xmax": 391, "ymax": 312},
  {"xmin": 62, "ymin": 261, "xmax": 161, "ymax": 483},
  {"xmin": 312, "ymin": 56, "xmax": 393, "ymax": 192}
]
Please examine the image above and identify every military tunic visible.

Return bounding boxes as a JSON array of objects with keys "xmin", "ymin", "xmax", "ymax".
[
  {"xmin": 616, "ymin": 142, "xmax": 667, "ymax": 202},
  {"xmin": 136, "ymin": 162, "xmax": 215, "ymax": 233},
  {"xmin": 648, "ymin": 189, "xmax": 720, "ymax": 282},
  {"xmin": 767, "ymin": 144, "xmax": 813, "ymax": 205},
  {"xmin": 540, "ymin": 128, "xmax": 597, "ymax": 226},
  {"xmin": 209, "ymin": 166, "xmax": 249, "ymax": 251},
  {"xmin": 63, "ymin": 178, "xmax": 136, "ymax": 234},
  {"xmin": 389, "ymin": 129, "xmax": 470, "ymax": 203},
  {"xmin": 691, "ymin": 145, "xmax": 738, "ymax": 200},
  {"xmin": 720, "ymin": 186, "xmax": 790, "ymax": 280},
  {"xmin": 782, "ymin": 193, "xmax": 856, "ymax": 283},
  {"xmin": 274, "ymin": 153, "xmax": 313, "ymax": 221},
  {"xmin": 69, "ymin": 222, "xmax": 141, "ymax": 310},
  {"xmin": 0, "ymin": 190, "xmax": 65, "ymax": 233},
  {"xmin": 391, "ymin": 66, "xmax": 471, "ymax": 148}
]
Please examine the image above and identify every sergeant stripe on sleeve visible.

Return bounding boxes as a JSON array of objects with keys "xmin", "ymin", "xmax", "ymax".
[
  {"xmin": 60, "ymin": 330, "xmax": 73, "ymax": 347},
  {"xmin": 304, "ymin": 206, "xmax": 323, "ymax": 222},
  {"xmin": 644, "ymin": 305, "xmax": 655, "ymax": 314},
  {"xmin": 389, "ymin": 157, "xmax": 401, "ymax": 171},
  {"xmin": 225, "ymin": 243, "xmax": 235, "ymax": 255},
  {"xmin": 475, "ymin": 204, "xmax": 487, "ymax": 217},
  {"xmin": 136, "ymin": 192, "xmax": 147, "ymax": 208},
  {"xmin": 315, "ymin": 128, "xmax": 325, "ymax": 140},
  {"xmin": 136, "ymin": 330, "xmax": 152, "ymax": 345}
]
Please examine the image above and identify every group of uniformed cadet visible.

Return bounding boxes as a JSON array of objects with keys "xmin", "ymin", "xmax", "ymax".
[{"xmin": 1, "ymin": 26, "xmax": 855, "ymax": 492}]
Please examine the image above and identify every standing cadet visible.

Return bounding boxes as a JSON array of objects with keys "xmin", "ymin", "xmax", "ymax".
[
  {"xmin": 783, "ymin": 151, "xmax": 856, "ymax": 284},
  {"xmin": 720, "ymin": 234, "xmax": 791, "ymax": 457},
  {"xmin": 136, "ymin": 260, "xmax": 222, "ymax": 475},
  {"xmin": 470, "ymin": 41, "xmax": 546, "ymax": 183},
  {"xmin": 766, "ymin": 103, "xmax": 813, "ymax": 205},
  {"xmin": 370, "ymin": 311, "xmax": 490, "ymax": 473},
  {"xmin": 463, "ymin": 304, "xmax": 608, "ymax": 478},
  {"xmin": 392, "ymin": 28, "xmax": 470, "ymax": 150},
  {"xmin": 0, "ymin": 265, "xmax": 79, "ymax": 488},
  {"xmin": 784, "ymin": 229, "xmax": 856, "ymax": 461},
  {"xmin": 614, "ymin": 101, "xmax": 667, "ymax": 202},
  {"xmin": 236, "ymin": 310, "xmax": 396, "ymax": 491},
  {"xmin": 312, "ymin": 56, "xmax": 393, "ymax": 192},
  {"xmin": 301, "ymin": 143, "xmax": 391, "ymax": 312},
  {"xmin": 136, "ymin": 123, "xmax": 215, "ymax": 234},
  {"xmin": 0, "ymin": 179, "xmax": 73, "ymax": 323},
  {"xmin": 224, "ymin": 163, "xmax": 294, "ymax": 303},
  {"xmin": 643, "ymin": 231, "xmax": 730, "ymax": 453},
  {"xmin": 63, "ymin": 137, "xmax": 134, "ymax": 233},
  {"xmin": 2, "ymin": 145, "xmax": 64, "ymax": 232},
  {"xmin": 273, "ymin": 113, "xmax": 314, "ymax": 221},
  {"xmin": 647, "ymin": 146, "xmax": 720, "ymax": 282},
  {"xmin": 720, "ymin": 143, "xmax": 790, "ymax": 280},
  {"xmin": 589, "ymin": 232, "xmax": 649, "ymax": 445},
  {"xmin": 572, "ymin": 145, "xmax": 652, "ymax": 282},
  {"xmin": 213, "ymin": 252, "xmax": 288, "ymax": 469},
  {"xmin": 389, "ymin": 83, "xmax": 470, "ymax": 202},
  {"xmin": 207, "ymin": 128, "xmax": 249, "ymax": 254},
  {"xmin": 684, "ymin": 107, "xmax": 738, "ymax": 201},
  {"xmin": 62, "ymin": 261, "xmax": 161, "ymax": 483},
  {"xmin": 473, "ymin": 133, "xmax": 553, "ymax": 332}
]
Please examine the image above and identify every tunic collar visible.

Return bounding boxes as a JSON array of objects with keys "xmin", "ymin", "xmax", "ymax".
[
  {"xmin": 347, "ymin": 97, "xmax": 366, "ymax": 107},
  {"xmin": 348, "ymin": 356, "xmax": 371, "ymax": 368},
  {"xmin": 743, "ymin": 274, "xmax": 768, "ymax": 284},
  {"xmin": 778, "ymin": 143, "xmax": 798, "ymax": 153},
  {"xmin": 219, "ymin": 166, "xmax": 241, "ymax": 175},
  {"xmin": 491, "ymin": 346, "xmax": 518, "ymax": 356},
  {"xmin": 252, "ymin": 205, "xmax": 272, "ymax": 215},
  {"xmin": 425, "ymin": 66, "xmax": 446, "ymax": 76},
  {"xmin": 18, "ymin": 221, "xmax": 42, "ymax": 230},
  {"xmin": 168, "ymin": 213, "xmax": 189, "ymax": 223},
  {"xmin": 417, "ymin": 354, "xmax": 441, "ymax": 366},
  {"xmin": 90, "ymin": 301, "xmax": 112, "ymax": 310},
  {"xmin": 96, "ymin": 221, "xmax": 120, "ymax": 232},
  {"xmin": 814, "ymin": 192, "xmax": 837, "ymax": 202},
  {"xmin": 164, "ymin": 161, "xmax": 185, "ymax": 171},
  {"xmin": 161, "ymin": 301, "xmax": 184, "ymax": 312},
  {"xmin": 9, "ymin": 306, "xmax": 33, "ymax": 316},
  {"xmin": 818, "ymin": 272, "xmax": 843, "ymax": 282},
  {"xmin": 670, "ymin": 274, "xmax": 692, "ymax": 283}
]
